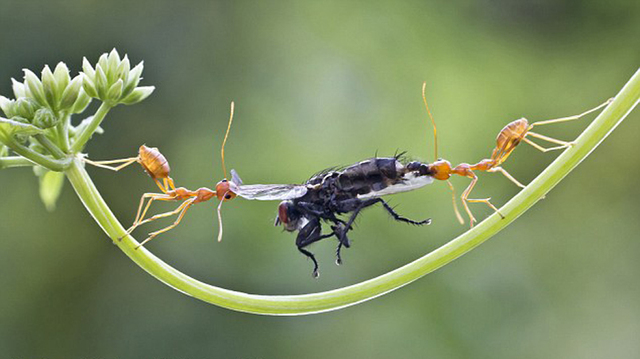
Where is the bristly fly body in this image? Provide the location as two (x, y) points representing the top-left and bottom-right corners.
(229, 155), (434, 277)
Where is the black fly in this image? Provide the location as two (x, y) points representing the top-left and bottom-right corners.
(229, 154), (434, 278)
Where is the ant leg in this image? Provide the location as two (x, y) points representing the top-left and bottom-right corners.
(165, 177), (176, 190)
(522, 137), (572, 153)
(489, 167), (526, 189)
(127, 193), (173, 235)
(529, 98), (613, 127)
(296, 218), (333, 278)
(460, 177), (478, 227)
(136, 198), (196, 249)
(528, 131), (574, 147)
(447, 180), (465, 224)
(462, 175), (504, 228)
(153, 178), (169, 193)
(83, 157), (138, 171)
(376, 199), (431, 226)
(127, 193), (182, 235)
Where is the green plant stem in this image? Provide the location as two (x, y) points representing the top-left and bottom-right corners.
(35, 134), (65, 159)
(70, 102), (113, 153)
(65, 68), (640, 316)
(0, 135), (70, 171)
(0, 156), (33, 169)
(57, 111), (71, 152)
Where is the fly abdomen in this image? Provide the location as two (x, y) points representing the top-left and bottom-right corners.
(336, 158), (402, 196)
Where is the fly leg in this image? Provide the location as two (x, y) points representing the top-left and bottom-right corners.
(296, 201), (349, 227)
(376, 199), (432, 225)
(333, 199), (376, 265)
(333, 223), (352, 266)
(296, 217), (333, 278)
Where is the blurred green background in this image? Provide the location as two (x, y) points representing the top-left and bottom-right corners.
(1, 0), (639, 357)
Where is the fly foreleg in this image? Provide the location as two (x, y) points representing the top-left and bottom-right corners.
(295, 217), (333, 278)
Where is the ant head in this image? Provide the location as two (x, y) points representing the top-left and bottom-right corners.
(215, 179), (237, 201)
(429, 159), (453, 181)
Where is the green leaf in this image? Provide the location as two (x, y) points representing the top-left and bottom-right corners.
(0, 117), (44, 136)
(39, 170), (65, 211)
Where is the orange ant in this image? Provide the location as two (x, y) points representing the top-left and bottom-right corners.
(421, 83), (612, 227)
(84, 102), (238, 247)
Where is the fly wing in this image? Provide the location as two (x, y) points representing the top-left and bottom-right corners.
(232, 183), (308, 200)
(229, 169), (307, 200)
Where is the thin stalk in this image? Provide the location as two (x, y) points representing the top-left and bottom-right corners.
(35, 134), (65, 159)
(70, 102), (113, 153)
(66, 68), (640, 316)
(57, 111), (71, 152)
(0, 156), (33, 169)
(0, 136), (69, 171)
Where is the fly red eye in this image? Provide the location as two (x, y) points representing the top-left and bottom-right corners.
(277, 202), (289, 225)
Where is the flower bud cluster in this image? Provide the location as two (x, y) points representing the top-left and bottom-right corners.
(0, 62), (91, 129)
(81, 48), (154, 105)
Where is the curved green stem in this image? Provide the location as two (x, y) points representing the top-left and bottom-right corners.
(65, 68), (640, 316)
(35, 134), (65, 159)
(70, 102), (113, 153)
(0, 137), (70, 171)
(0, 156), (33, 169)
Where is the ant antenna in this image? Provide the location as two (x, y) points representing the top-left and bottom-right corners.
(217, 193), (226, 242)
(422, 82), (438, 161)
(216, 101), (235, 242)
(220, 101), (235, 180)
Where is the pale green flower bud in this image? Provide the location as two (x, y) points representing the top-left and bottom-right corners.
(80, 50), (152, 105)
(41, 65), (59, 109)
(82, 57), (95, 79)
(82, 74), (98, 98)
(0, 144), (8, 157)
(53, 62), (71, 99)
(94, 66), (109, 100)
(71, 88), (92, 114)
(106, 79), (124, 102)
(12, 78), (27, 98)
(13, 97), (39, 120)
(0, 96), (15, 118)
(106, 48), (121, 82)
(116, 55), (130, 81)
(123, 61), (143, 97)
(23, 69), (47, 106)
(60, 75), (83, 110)
(33, 108), (58, 129)
(120, 86), (155, 105)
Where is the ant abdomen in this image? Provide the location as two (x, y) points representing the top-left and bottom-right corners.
(138, 145), (170, 180)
